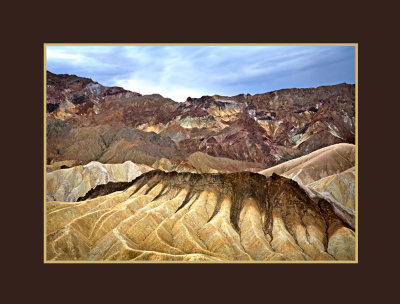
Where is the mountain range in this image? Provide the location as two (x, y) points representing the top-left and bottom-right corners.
(45, 71), (357, 262)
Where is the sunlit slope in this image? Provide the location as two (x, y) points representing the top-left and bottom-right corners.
(46, 171), (355, 262)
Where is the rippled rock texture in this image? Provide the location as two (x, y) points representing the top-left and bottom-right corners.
(46, 171), (355, 261)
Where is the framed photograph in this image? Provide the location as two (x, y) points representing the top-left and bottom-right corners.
(44, 44), (357, 263)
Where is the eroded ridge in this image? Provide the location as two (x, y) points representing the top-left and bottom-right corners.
(46, 171), (355, 261)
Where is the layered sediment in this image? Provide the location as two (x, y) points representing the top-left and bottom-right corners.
(46, 161), (153, 202)
(46, 72), (355, 169)
(259, 143), (356, 228)
(46, 171), (355, 261)
(45, 72), (357, 263)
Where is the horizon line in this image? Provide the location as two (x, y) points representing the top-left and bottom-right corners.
(46, 69), (355, 103)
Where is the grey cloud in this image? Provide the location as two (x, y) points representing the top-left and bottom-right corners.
(47, 45), (355, 102)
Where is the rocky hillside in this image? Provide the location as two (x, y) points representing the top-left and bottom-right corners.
(45, 72), (356, 262)
(46, 170), (355, 261)
(46, 71), (355, 170)
(47, 161), (153, 202)
(46, 71), (141, 114)
(260, 143), (356, 228)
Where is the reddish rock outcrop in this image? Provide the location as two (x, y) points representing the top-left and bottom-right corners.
(46, 72), (355, 169)
(47, 71), (141, 109)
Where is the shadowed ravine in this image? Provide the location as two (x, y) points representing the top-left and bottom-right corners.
(47, 170), (355, 261)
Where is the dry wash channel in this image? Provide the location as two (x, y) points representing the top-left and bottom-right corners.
(46, 170), (355, 261)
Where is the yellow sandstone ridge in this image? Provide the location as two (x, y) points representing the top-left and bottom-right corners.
(46, 171), (355, 262)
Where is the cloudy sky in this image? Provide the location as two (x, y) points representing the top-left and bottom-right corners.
(46, 45), (355, 102)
